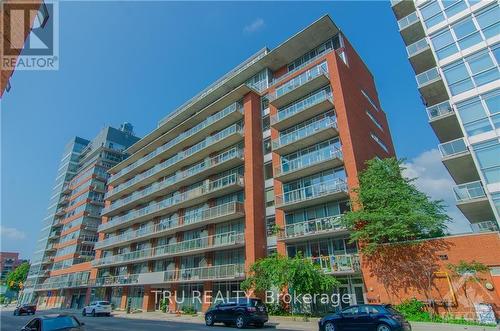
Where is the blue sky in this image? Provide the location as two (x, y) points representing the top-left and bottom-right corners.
(1, 1), (470, 259)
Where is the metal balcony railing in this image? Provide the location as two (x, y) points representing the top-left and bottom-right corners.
(164, 264), (245, 282)
(275, 178), (348, 208)
(102, 148), (243, 215)
(308, 254), (360, 274)
(109, 102), (243, 184)
(272, 117), (337, 150)
(92, 232), (244, 267)
(275, 147), (342, 177)
(406, 38), (430, 57)
(398, 11), (419, 30)
(280, 216), (344, 240)
(453, 181), (486, 202)
(96, 201), (244, 249)
(268, 63), (329, 102)
(106, 123), (243, 199)
(271, 88), (333, 125)
(99, 174), (244, 232)
(416, 67), (441, 87)
(427, 101), (453, 120)
(439, 138), (468, 158)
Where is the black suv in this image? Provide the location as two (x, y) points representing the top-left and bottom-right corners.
(205, 297), (268, 329)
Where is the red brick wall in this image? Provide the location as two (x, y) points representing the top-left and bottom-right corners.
(361, 232), (500, 318)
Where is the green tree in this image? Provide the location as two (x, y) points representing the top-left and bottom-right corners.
(6, 262), (30, 291)
(342, 157), (449, 254)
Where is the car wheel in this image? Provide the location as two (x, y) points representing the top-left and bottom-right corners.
(325, 321), (336, 331)
(377, 324), (392, 331)
(91, 309), (96, 317)
(205, 313), (214, 326)
(82, 309), (86, 316)
(235, 315), (246, 329)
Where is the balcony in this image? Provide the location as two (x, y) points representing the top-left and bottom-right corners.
(92, 232), (244, 268)
(391, 0), (416, 21)
(96, 202), (244, 249)
(276, 178), (348, 211)
(109, 102), (244, 186)
(275, 147), (343, 182)
(102, 148), (244, 217)
(439, 138), (479, 184)
(398, 11), (425, 45)
(454, 181), (495, 223)
(272, 117), (338, 155)
(164, 264), (245, 283)
(99, 174), (244, 233)
(106, 124), (243, 201)
(278, 216), (347, 243)
(48, 232), (60, 240)
(407, 38), (435, 73)
(427, 101), (462, 142)
(471, 220), (499, 233)
(308, 254), (360, 275)
(271, 88), (334, 130)
(268, 64), (330, 108)
(416, 68), (448, 106)
(35, 279), (90, 291)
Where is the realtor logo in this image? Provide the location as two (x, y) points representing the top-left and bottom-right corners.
(1, 1), (59, 70)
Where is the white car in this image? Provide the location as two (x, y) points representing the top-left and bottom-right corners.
(82, 301), (112, 317)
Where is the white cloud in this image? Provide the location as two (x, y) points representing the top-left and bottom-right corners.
(243, 18), (265, 34)
(403, 149), (472, 234)
(0, 225), (26, 240)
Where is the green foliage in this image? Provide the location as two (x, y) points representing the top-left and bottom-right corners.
(160, 298), (169, 313)
(448, 260), (489, 276)
(6, 262), (30, 291)
(341, 157), (449, 253)
(182, 305), (197, 315)
(241, 253), (339, 297)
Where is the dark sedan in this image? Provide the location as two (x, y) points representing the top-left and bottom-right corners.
(14, 304), (37, 316)
(21, 314), (85, 331)
(318, 304), (411, 331)
(205, 297), (268, 329)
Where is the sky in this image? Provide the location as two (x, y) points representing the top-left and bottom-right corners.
(0, 1), (471, 259)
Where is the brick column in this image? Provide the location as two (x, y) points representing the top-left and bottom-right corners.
(243, 92), (267, 270)
(142, 285), (156, 312)
(119, 287), (128, 310)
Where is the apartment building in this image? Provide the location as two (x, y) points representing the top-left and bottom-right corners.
(21, 124), (140, 307)
(0, 252), (27, 281)
(391, 0), (500, 231)
(90, 15), (395, 313)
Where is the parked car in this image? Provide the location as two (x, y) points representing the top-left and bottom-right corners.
(205, 297), (268, 329)
(81, 301), (111, 317)
(14, 304), (37, 315)
(318, 304), (412, 331)
(21, 314), (85, 331)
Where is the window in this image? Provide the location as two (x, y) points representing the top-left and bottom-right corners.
(264, 162), (273, 180)
(366, 110), (384, 131)
(473, 139), (500, 184)
(361, 89), (379, 111)
(421, 1), (445, 28)
(262, 114), (270, 131)
(456, 89), (500, 136)
(266, 216), (276, 236)
(265, 188), (274, 207)
(476, 4), (500, 39)
(370, 133), (389, 153)
(263, 138), (272, 155)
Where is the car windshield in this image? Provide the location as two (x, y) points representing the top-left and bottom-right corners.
(43, 316), (80, 330)
(98, 301), (110, 305)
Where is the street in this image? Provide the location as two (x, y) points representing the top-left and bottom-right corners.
(1, 309), (498, 331)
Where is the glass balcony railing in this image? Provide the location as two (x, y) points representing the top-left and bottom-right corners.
(280, 216), (344, 240)
(453, 181), (486, 202)
(102, 148), (243, 215)
(272, 117), (337, 150)
(308, 254), (360, 274)
(35, 278), (90, 291)
(406, 38), (430, 57)
(100, 173), (244, 232)
(416, 67), (441, 87)
(398, 11), (419, 30)
(92, 231), (243, 267)
(439, 138), (468, 158)
(427, 101), (453, 120)
(268, 63), (329, 101)
(471, 220), (499, 233)
(109, 102), (243, 184)
(275, 178), (348, 208)
(164, 264), (245, 282)
(94, 274), (140, 287)
(271, 87), (333, 125)
(275, 147), (342, 177)
(106, 123), (243, 199)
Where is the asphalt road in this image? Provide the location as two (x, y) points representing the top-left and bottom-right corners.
(0, 310), (294, 331)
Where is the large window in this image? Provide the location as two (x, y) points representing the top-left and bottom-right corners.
(443, 47), (500, 95)
(456, 89), (500, 136)
(421, 0), (471, 29)
(473, 139), (500, 184)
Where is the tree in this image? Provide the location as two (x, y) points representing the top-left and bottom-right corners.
(6, 262), (30, 291)
(342, 157), (449, 254)
(241, 254), (339, 313)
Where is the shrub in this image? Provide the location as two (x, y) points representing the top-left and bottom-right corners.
(182, 305), (197, 315)
(395, 298), (432, 321)
(160, 298), (169, 313)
